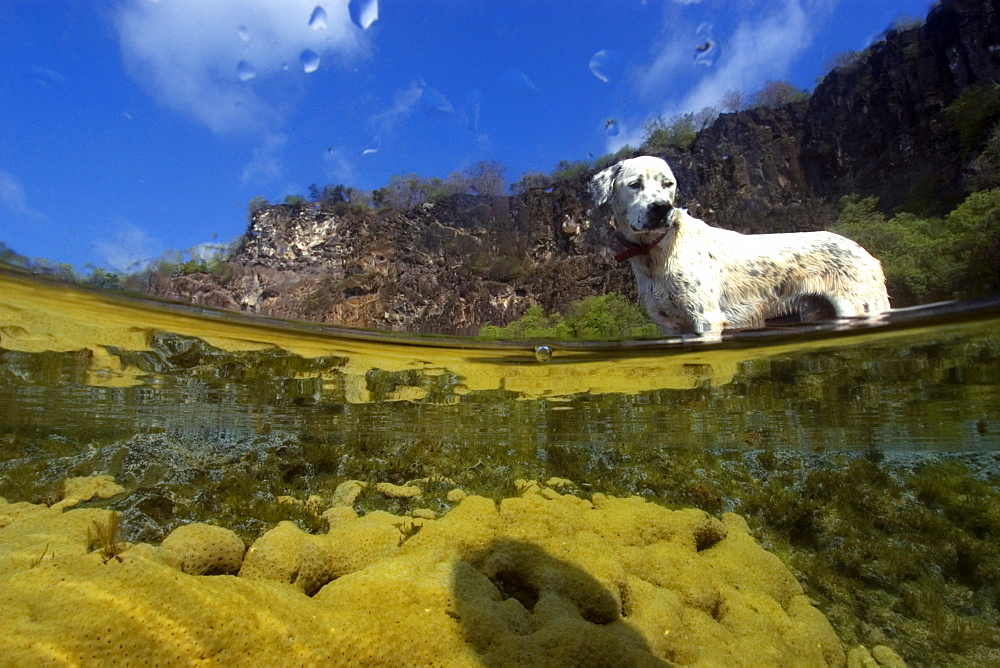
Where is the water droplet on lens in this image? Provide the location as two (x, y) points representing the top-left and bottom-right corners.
(694, 22), (718, 67)
(420, 86), (453, 116)
(605, 119), (619, 137)
(238, 25), (250, 43)
(464, 89), (482, 133)
(308, 5), (328, 30)
(588, 49), (623, 83)
(236, 60), (257, 81)
(349, 0), (379, 30)
(534, 345), (553, 363)
(694, 40), (718, 67)
(501, 69), (538, 97)
(300, 50), (321, 73)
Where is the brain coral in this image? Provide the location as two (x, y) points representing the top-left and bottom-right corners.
(0, 484), (876, 666)
(161, 523), (246, 575)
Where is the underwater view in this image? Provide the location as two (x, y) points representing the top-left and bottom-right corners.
(2, 267), (999, 665)
(5, 0), (1000, 665)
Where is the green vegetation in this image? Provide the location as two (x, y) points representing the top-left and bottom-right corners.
(478, 293), (659, 340)
(640, 112), (702, 152)
(551, 159), (592, 184)
(833, 189), (1000, 305)
(594, 145), (637, 171)
(749, 79), (809, 109)
(282, 195), (309, 208)
(945, 83), (1000, 154)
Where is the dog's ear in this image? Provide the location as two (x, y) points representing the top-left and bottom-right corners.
(589, 165), (619, 208)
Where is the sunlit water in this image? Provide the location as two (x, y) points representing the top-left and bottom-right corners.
(2, 266), (999, 663)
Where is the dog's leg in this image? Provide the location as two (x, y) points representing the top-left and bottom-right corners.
(826, 296), (862, 318)
(690, 309), (725, 340)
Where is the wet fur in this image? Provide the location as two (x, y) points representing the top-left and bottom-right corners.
(590, 156), (890, 337)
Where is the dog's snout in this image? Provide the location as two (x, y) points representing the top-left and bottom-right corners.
(645, 201), (674, 228)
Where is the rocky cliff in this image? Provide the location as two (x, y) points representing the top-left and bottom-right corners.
(149, 0), (1000, 334)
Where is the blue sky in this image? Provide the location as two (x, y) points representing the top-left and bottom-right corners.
(1, 0), (934, 272)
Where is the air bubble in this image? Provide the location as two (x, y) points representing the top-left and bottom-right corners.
(300, 50), (321, 73)
(308, 6), (328, 30)
(236, 60), (257, 81)
(349, 0), (379, 30)
(238, 26), (250, 43)
(534, 345), (553, 363)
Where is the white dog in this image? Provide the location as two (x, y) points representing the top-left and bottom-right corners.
(590, 156), (890, 337)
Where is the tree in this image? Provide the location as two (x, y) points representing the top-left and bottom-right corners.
(511, 171), (552, 194)
(751, 80), (808, 109)
(720, 90), (745, 114)
(693, 106), (719, 130)
(820, 50), (863, 78)
(641, 113), (697, 152)
(309, 183), (350, 204)
(466, 160), (507, 196)
(247, 196), (269, 221)
(376, 174), (429, 210)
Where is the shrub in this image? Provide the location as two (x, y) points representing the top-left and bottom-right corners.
(750, 80), (809, 109)
(511, 171), (553, 194)
(944, 83), (1000, 154)
(478, 304), (571, 340)
(478, 293), (658, 340)
(563, 293), (660, 339)
(833, 190), (1000, 305)
(944, 187), (1000, 298)
(594, 145), (637, 171)
(552, 160), (592, 184)
(283, 195), (308, 208)
(641, 114), (697, 152)
(833, 195), (951, 304)
(966, 122), (1000, 192)
(247, 196), (269, 221)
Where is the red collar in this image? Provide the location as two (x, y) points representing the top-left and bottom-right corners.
(614, 230), (669, 263)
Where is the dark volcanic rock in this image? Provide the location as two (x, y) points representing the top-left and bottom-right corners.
(149, 0), (1000, 334)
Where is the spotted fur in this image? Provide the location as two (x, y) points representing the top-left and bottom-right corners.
(590, 156), (890, 337)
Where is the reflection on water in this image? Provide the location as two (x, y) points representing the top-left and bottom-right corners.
(1, 267), (1000, 664)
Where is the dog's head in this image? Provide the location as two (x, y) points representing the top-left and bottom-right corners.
(590, 156), (678, 240)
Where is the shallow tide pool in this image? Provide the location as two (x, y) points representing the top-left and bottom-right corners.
(2, 267), (999, 665)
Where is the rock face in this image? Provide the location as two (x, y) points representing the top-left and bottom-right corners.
(148, 0), (1000, 334)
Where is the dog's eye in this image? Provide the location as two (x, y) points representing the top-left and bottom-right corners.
(663, 181), (674, 188)
(628, 181), (641, 189)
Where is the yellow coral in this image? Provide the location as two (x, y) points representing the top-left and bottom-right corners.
(161, 523), (246, 576)
(0, 486), (864, 666)
(374, 482), (422, 498)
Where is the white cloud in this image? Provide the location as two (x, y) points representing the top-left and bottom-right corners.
(114, 0), (365, 133)
(619, 0), (835, 148)
(365, 81), (424, 150)
(241, 133), (288, 184)
(0, 170), (46, 221)
(91, 221), (163, 273)
(322, 146), (358, 185)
